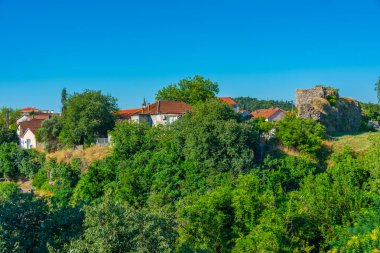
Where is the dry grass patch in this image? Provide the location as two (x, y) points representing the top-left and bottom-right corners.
(47, 145), (111, 171)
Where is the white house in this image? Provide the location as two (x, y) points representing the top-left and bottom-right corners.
(250, 107), (287, 122)
(125, 101), (192, 127)
(17, 119), (44, 149)
(16, 112), (56, 125)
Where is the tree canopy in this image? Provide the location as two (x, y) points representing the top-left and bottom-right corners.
(155, 75), (219, 105)
(0, 107), (21, 130)
(234, 96), (294, 111)
(59, 90), (118, 146)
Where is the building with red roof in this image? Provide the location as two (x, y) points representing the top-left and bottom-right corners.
(127, 101), (192, 126)
(218, 97), (239, 112)
(117, 108), (143, 120)
(17, 119), (45, 149)
(250, 107), (287, 122)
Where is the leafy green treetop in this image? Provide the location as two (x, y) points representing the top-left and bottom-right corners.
(0, 107), (21, 130)
(59, 90), (118, 146)
(156, 75), (219, 105)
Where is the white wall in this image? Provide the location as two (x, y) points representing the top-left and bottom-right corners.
(268, 111), (286, 122)
(20, 129), (37, 149)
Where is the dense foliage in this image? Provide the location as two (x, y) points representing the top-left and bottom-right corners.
(234, 96), (294, 111)
(59, 90), (118, 146)
(0, 142), (44, 179)
(1, 97), (380, 252)
(276, 114), (327, 155)
(361, 102), (380, 121)
(0, 107), (21, 130)
(156, 75), (219, 105)
(0, 125), (18, 145)
(37, 116), (63, 152)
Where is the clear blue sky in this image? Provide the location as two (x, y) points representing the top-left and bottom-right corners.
(1, 0), (379, 112)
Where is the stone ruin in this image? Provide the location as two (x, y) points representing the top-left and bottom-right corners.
(296, 86), (362, 132)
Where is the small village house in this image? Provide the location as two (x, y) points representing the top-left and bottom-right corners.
(250, 107), (287, 122)
(17, 119), (44, 149)
(16, 107), (57, 149)
(119, 101), (192, 127)
(218, 97), (239, 113)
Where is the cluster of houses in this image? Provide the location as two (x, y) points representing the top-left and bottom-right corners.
(15, 98), (287, 149)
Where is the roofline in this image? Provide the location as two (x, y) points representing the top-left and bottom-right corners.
(20, 128), (36, 138)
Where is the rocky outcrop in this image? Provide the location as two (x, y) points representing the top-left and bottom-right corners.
(296, 86), (362, 132)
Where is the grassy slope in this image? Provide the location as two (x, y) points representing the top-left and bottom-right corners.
(327, 131), (380, 153)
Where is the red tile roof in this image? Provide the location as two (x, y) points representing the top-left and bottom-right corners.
(20, 107), (39, 113)
(218, 97), (237, 105)
(117, 108), (143, 119)
(18, 119), (44, 136)
(250, 107), (286, 119)
(138, 101), (192, 115)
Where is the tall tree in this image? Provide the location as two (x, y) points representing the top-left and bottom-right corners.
(156, 75), (219, 105)
(59, 90), (118, 146)
(376, 77), (380, 104)
(0, 107), (21, 130)
(61, 88), (68, 113)
(37, 116), (63, 152)
(0, 125), (18, 145)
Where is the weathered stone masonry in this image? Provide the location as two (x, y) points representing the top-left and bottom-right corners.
(296, 86), (362, 132)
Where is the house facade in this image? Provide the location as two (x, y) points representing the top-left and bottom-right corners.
(250, 107), (287, 122)
(17, 119), (44, 149)
(121, 101), (192, 127)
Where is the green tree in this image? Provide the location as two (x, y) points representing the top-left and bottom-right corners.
(67, 197), (176, 253)
(0, 143), (43, 179)
(37, 116), (63, 152)
(235, 97), (294, 111)
(110, 121), (161, 159)
(0, 125), (18, 145)
(328, 208), (380, 253)
(174, 99), (258, 174)
(59, 90), (118, 146)
(276, 114), (326, 155)
(156, 75), (219, 105)
(178, 186), (234, 252)
(376, 77), (380, 104)
(71, 158), (117, 205)
(0, 190), (48, 252)
(61, 87), (68, 113)
(0, 107), (21, 130)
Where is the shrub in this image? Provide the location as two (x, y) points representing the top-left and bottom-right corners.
(276, 115), (326, 155)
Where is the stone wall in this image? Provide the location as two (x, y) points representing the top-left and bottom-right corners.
(296, 86), (361, 132)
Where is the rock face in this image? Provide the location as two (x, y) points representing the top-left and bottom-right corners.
(296, 86), (362, 132)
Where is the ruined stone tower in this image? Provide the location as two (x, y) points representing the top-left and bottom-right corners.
(296, 86), (362, 132)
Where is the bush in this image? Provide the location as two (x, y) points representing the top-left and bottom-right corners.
(0, 126), (18, 145)
(276, 115), (326, 155)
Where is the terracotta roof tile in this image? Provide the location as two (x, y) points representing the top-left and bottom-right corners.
(218, 97), (237, 105)
(139, 101), (192, 115)
(19, 119), (44, 136)
(250, 107), (286, 119)
(20, 107), (39, 112)
(117, 108), (143, 119)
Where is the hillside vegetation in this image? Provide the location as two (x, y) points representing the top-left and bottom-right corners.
(2, 100), (380, 252)
(328, 131), (380, 153)
(1, 80), (380, 253)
